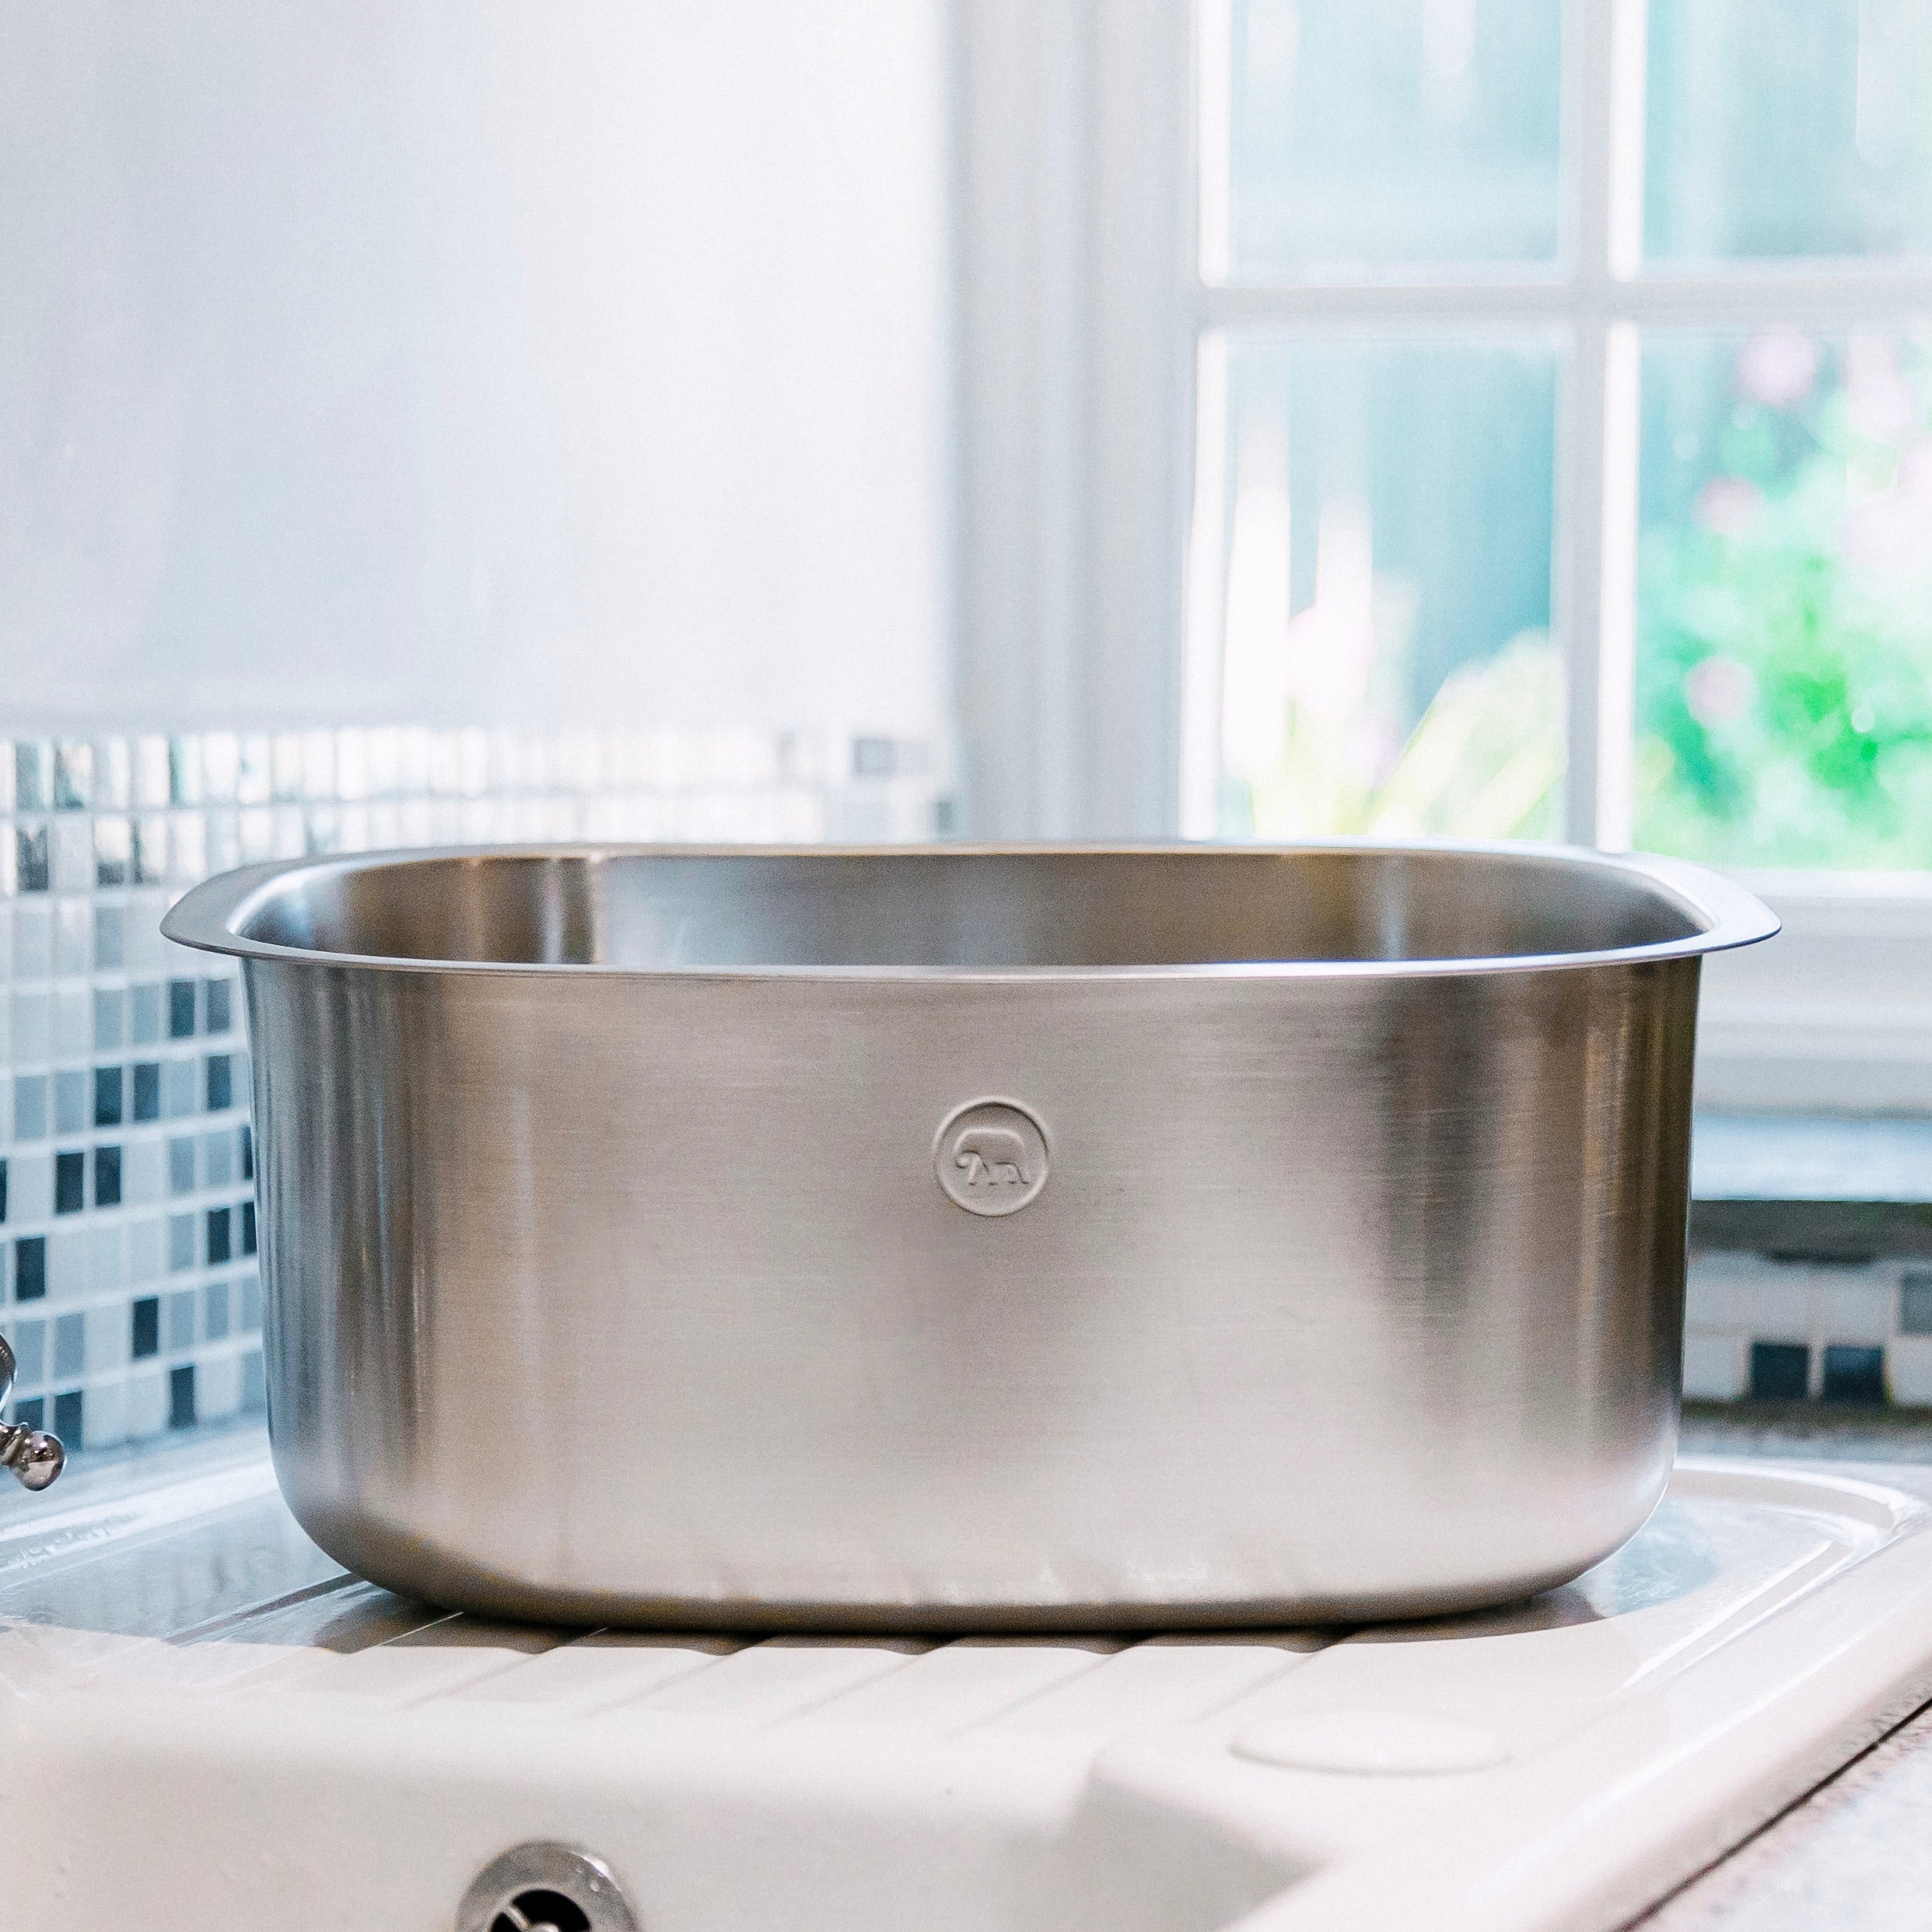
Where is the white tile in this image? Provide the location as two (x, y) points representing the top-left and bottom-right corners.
(1731, 1263), (1811, 1338)
(240, 809), (275, 862)
(236, 736), (272, 807)
(1685, 1267), (1762, 1328)
(89, 1224), (127, 1291)
(127, 1216), (163, 1283)
(133, 737), (170, 810)
(1810, 1269), (1896, 1345)
(54, 898), (89, 975)
(1889, 1337), (1932, 1409)
(54, 985), (89, 1057)
(9, 1151), (51, 1220)
(86, 1303), (128, 1372)
(124, 1367), (167, 1440)
(1682, 1332), (1747, 1402)
(81, 1376), (127, 1451)
(201, 733), (240, 803)
(47, 1229), (88, 1298)
(51, 818), (92, 894)
(11, 901), (51, 979)
(198, 1351), (241, 1423)
(10, 989), (49, 1062)
(124, 1139), (164, 1206)
(125, 896), (166, 973)
(169, 813), (206, 884)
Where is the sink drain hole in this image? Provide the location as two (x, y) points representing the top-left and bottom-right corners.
(491, 1891), (593, 1932)
(459, 1841), (639, 1932)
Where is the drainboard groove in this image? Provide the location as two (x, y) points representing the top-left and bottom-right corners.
(167, 1573), (362, 1647)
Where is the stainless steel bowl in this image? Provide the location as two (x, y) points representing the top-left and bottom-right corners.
(165, 843), (1776, 1629)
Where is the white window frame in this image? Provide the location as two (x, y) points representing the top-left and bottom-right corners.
(950, 0), (1932, 1113)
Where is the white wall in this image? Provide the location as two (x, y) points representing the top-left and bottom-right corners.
(0, 1), (951, 740)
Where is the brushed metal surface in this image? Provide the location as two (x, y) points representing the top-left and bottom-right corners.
(164, 843), (1777, 1629)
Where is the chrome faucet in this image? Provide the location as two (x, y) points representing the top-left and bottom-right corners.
(0, 1335), (64, 1492)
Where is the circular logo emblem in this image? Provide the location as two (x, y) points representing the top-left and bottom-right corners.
(934, 1099), (1050, 1217)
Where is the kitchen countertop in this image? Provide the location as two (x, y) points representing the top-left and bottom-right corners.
(1638, 1406), (1932, 1930)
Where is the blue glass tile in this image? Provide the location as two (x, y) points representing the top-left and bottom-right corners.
(168, 1365), (195, 1430)
(13, 992), (50, 1062)
(53, 1389), (82, 1443)
(15, 1238), (46, 1302)
(93, 989), (125, 1051)
(130, 984), (163, 1045)
(14, 745), (47, 814)
(130, 1297), (159, 1360)
(168, 1216), (196, 1271)
(54, 1151), (83, 1215)
(94, 819), (130, 888)
(168, 739), (200, 808)
(12, 1397), (42, 1433)
(852, 736), (898, 779)
(205, 979), (233, 1034)
(240, 1275), (262, 1332)
(206, 1207), (232, 1265)
(12, 1076), (46, 1142)
(205, 1054), (233, 1111)
(168, 980), (198, 1038)
(16, 827), (48, 894)
(93, 906), (124, 971)
(132, 1062), (161, 1122)
(5, 1319), (43, 1383)
(54, 1070), (86, 1136)
(53, 744), (91, 810)
(205, 1279), (229, 1339)
(240, 1125), (254, 1181)
(1904, 1272), (1932, 1337)
(240, 1200), (257, 1255)
(204, 1132), (233, 1187)
(52, 1312), (84, 1379)
(165, 1290), (195, 1350)
(0, 1158), (7, 1224)
(94, 1146), (121, 1209)
(167, 1138), (196, 1195)
(242, 1351), (265, 1412)
(131, 820), (165, 886)
(1822, 1343), (1887, 1405)
(1748, 1342), (1809, 1401)
(163, 1060), (198, 1118)
(94, 1066), (123, 1127)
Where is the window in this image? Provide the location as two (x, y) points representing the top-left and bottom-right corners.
(1188, 0), (1932, 857)
(952, 0), (1932, 1109)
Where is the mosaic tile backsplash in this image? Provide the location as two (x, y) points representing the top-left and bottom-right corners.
(1684, 1253), (1932, 1409)
(0, 726), (939, 1456)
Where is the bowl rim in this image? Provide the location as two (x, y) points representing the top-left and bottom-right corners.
(159, 838), (1781, 982)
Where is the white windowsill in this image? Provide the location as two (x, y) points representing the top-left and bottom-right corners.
(1696, 873), (1932, 1116)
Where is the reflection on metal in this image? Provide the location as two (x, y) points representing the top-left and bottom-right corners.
(0, 1335), (63, 1493)
(456, 1843), (639, 1932)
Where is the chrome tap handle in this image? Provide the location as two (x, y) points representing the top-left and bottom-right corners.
(0, 1335), (64, 1493)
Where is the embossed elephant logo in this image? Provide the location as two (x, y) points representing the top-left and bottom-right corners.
(953, 1125), (1032, 1189)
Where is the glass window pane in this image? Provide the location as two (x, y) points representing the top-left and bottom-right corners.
(1646, 0), (1932, 261)
(1214, 0), (1564, 281)
(1206, 335), (1560, 838)
(1635, 327), (1932, 866)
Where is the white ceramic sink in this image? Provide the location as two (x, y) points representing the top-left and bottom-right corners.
(6, 1435), (1932, 1931)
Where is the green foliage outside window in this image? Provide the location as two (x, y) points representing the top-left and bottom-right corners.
(1636, 331), (1932, 869)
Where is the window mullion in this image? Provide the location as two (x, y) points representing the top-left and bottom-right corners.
(1559, 0), (1647, 848)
